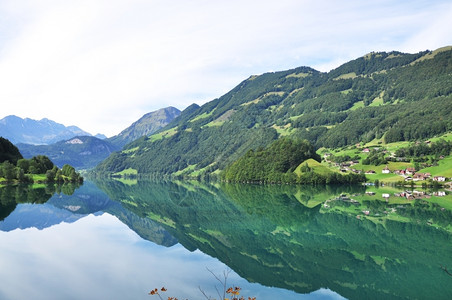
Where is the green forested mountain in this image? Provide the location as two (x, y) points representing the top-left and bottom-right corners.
(96, 46), (452, 177)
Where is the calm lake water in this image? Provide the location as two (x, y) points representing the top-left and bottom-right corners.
(0, 180), (451, 300)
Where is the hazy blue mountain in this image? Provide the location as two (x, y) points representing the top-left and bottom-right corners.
(107, 106), (181, 148)
(0, 203), (87, 231)
(0, 115), (92, 145)
(17, 136), (120, 170)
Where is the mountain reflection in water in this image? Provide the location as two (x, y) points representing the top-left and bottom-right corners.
(1, 180), (451, 300)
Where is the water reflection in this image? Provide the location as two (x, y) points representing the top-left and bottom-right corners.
(0, 183), (80, 222)
(0, 181), (341, 300)
(96, 180), (452, 300)
(1, 180), (451, 300)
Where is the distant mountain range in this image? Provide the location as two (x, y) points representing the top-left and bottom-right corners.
(13, 107), (181, 169)
(0, 115), (92, 145)
(17, 136), (120, 169)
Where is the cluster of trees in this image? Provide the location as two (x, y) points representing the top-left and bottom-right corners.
(0, 137), (82, 184)
(395, 139), (452, 158)
(0, 156), (83, 183)
(362, 149), (387, 166)
(330, 154), (361, 164)
(222, 138), (320, 184)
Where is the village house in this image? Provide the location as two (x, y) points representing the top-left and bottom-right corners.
(413, 173), (429, 181)
(362, 148), (370, 153)
(382, 193), (390, 198)
(433, 191), (446, 196)
(394, 169), (405, 175)
(433, 176), (446, 182)
(365, 170), (376, 174)
(412, 190), (426, 198)
(323, 153), (332, 158)
(405, 167), (416, 175)
(382, 166), (390, 174)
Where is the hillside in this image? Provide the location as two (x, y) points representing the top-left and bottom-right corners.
(0, 137), (23, 165)
(107, 107), (181, 148)
(95, 47), (452, 178)
(18, 136), (119, 170)
(0, 115), (92, 145)
(223, 138), (321, 183)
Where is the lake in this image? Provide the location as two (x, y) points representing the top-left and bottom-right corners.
(0, 180), (451, 300)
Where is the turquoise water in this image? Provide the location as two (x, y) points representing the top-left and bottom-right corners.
(0, 180), (451, 299)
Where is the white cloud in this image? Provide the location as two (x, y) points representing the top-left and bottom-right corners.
(0, 0), (451, 136)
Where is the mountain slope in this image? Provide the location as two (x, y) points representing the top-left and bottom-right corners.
(0, 137), (23, 165)
(96, 47), (452, 177)
(0, 115), (92, 145)
(107, 106), (181, 148)
(18, 136), (119, 170)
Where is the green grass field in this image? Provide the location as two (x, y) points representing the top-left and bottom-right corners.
(294, 158), (338, 176)
(349, 101), (364, 111)
(419, 156), (452, 177)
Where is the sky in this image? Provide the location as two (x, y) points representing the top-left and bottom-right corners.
(0, 0), (451, 137)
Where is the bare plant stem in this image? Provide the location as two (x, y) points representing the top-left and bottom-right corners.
(440, 265), (452, 277)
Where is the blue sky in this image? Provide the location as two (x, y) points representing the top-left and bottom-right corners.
(0, 0), (451, 137)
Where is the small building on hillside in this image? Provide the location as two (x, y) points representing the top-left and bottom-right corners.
(405, 167), (416, 175)
(413, 173), (428, 181)
(382, 166), (390, 174)
(434, 176), (446, 182)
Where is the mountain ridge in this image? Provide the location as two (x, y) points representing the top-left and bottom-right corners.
(0, 115), (92, 145)
(107, 106), (181, 148)
(95, 47), (452, 177)
(9, 107), (181, 169)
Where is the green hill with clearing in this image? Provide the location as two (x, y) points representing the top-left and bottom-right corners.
(294, 158), (337, 176)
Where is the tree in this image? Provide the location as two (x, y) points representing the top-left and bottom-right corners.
(46, 169), (56, 183)
(31, 155), (54, 173)
(2, 161), (15, 181)
(16, 159), (30, 173)
(16, 168), (26, 182)
(62, 164), (75, 177)
(55, 169), (63, 182)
